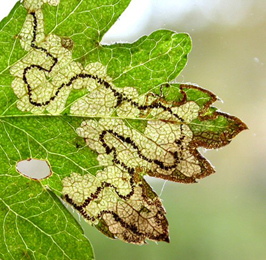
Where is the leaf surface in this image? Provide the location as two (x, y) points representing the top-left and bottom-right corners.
(0, 0), (247, 257)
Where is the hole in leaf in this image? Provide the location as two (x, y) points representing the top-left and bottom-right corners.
(16, 159), (52, 180)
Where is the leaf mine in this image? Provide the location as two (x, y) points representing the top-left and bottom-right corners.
(1, 0), (247, 248)
(63, 172), (169, 244)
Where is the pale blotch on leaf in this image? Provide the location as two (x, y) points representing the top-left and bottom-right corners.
(63, 171), (169, 244)
(19, 10), (45, 51)
(11, 7), (114, 115)
(11, 33), (83, 114)
(77, 118), (201, 179)
(62, 116), (201, 243)
(17, 159), (52, 180)
(23, 0), (60, 12)
(10, 7), (85, 115)
(8, 0), (248, 246)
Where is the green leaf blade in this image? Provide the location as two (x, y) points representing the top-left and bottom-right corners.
(0, 2), (27, 73)
(43, 0), (131, 59)
(0, 0), (247, 255)
(0, 175), (94, 260)
(95, 30), (192, 93)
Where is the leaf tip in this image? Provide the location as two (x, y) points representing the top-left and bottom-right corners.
(163, 236), (170, 243)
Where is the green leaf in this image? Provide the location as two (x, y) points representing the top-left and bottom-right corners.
(87, 30), (192, 93)
(0, 0), (247, 258)
(0, 175), (94, 259)
(0, 117), (95, 259)
(43, 0), (131, 59)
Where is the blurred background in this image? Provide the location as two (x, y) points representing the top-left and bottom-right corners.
(2, 0), (266, 259)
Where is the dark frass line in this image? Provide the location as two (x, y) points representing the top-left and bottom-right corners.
(24, 12), (185, 123)
(24, 12), (184, 242)
(64, 125), (184, 241)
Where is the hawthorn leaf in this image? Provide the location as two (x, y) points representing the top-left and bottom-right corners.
(0, 0), (247, 257)
(0, 173), (94, 260)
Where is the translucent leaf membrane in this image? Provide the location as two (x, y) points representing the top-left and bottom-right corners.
(0, 0), (246, 254)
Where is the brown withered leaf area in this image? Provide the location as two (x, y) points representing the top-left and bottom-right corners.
(5, 0), (247, 246)
(62, 83), (247, 244)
